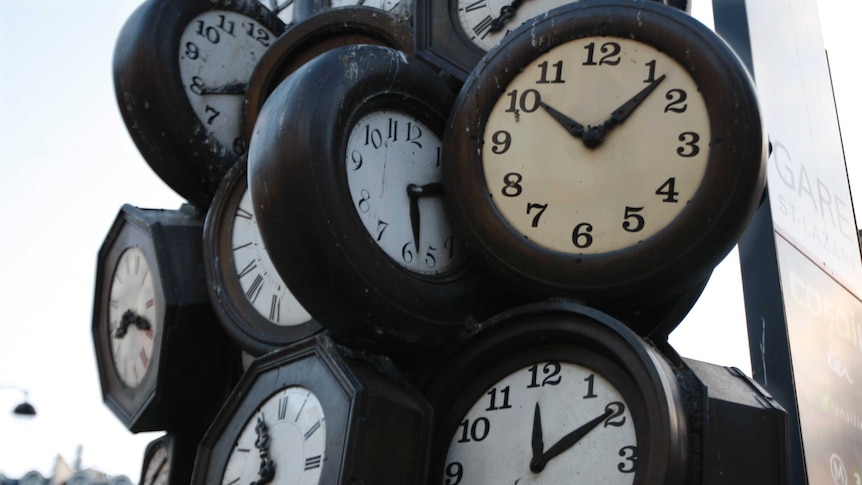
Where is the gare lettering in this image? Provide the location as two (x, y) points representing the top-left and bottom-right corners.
(772, 141), (854, 241)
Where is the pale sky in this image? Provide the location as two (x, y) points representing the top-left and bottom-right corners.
(0, 0), (858, 480)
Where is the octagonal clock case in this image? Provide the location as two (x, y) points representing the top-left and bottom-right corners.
(113, 0), (286, 209)
(248, 44), (497, 353)
(191, 334), (433, 484)
(442, 0), (767, 314)
(92, 204), (240, 432)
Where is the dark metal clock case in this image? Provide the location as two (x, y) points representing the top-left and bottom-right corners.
(248, 44), (497, 354)
(241, 6), (415, 144)
(423, 301), (691, 484)
(414, 0), (692, 82)
(203, 158), (323, 355)
(92, 204), (241, 432)
(191, 334), (433, 484)
(442, 0), (767, 315)
(113, 0), (285, 210)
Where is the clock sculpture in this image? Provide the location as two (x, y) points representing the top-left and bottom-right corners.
(248, 44), (492, 353)
(92, 204), (240, 432)
(443, 0), (767, 325)
(113, 0), (285, 209)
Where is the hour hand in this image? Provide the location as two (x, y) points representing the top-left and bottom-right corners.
(198, 82), (248, 95)
(531, 403), (544, 462)
(538, 101), (586, 141)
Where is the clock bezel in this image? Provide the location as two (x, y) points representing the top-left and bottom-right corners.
(203, 158), (323, 355)
(424, 301), (690, 484)
(241, 6), (415, 144)
(443, 0), (766, 307)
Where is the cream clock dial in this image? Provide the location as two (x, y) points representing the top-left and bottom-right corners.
(232, 188), (312, 325)
(483, 36), (709, 254)
(222, 387), (325, 485)
(109, 246), (157, 388)
(178, 10), (277, 156)
(443, 362), (637, 484)
(345, 110), (467, 276)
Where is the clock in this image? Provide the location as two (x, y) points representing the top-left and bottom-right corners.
(248, 44), (491, 352)
(241, 6), (414, 144)
(92, 204), (240, 432)
(113, 0), (285, 209)
(191, 334), (433, 484)
(415, 0), (690, 81)
(294, 0), (412, 22)
(140, 432), (201, 485)
(423, 301), (690, 484)
(203, 157), (322, 356)
(443, 0), (766, 313)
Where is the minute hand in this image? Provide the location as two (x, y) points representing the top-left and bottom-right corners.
(530, 406), (614, 472)
(599, 74), (666, 133)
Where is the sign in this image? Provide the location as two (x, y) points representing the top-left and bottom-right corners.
(777, 236), (862, 484)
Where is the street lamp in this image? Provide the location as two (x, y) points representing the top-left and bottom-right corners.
(1, 386), (37, 417)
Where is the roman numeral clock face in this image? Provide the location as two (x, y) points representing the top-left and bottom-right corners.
(231, 188), (312, 326)
(222, 387), (326, 485)
(108, 247), (157, 388)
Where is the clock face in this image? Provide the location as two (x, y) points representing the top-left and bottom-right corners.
(345, 110), (468, 276)
(231, 188), (313, 325)
(442, 361), (637, 484)
(221, 386), (326, 485)
(178, 10), (277, 156)
(142, 446), (170, 485)
(456, 0), (573, 52)
(483, 35), (709, 255)
(108, 247), (157, 388)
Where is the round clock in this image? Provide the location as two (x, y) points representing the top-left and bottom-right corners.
(424, 301), (690, 484)
(443, 0), (766, 311)
(248, 44), (489, 352)
(240, 6), (414, 144)
(204, 158), (322, 356)
(191, 334), (433, 484)
(92, 204), (241, 432)
(140, 432), (201, 485)
(113, 0), (285, 209)
(415, 0), (689, 81)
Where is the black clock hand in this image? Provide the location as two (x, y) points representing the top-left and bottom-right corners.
(531, 403), (544, 463)
(489, 0), (529, 33)
(251, 415), (276, 485)
(150, 457), (168, 482)
(530, 405), (614, 472)
(407, 183), (444, 252)
(588, 74), (666, 146)
(199, 82), (248, 95)
(115, 310), (152, 338)
(538, 101), (586, 141)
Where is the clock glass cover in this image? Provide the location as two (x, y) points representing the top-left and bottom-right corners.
(109, 246), (157, 388)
